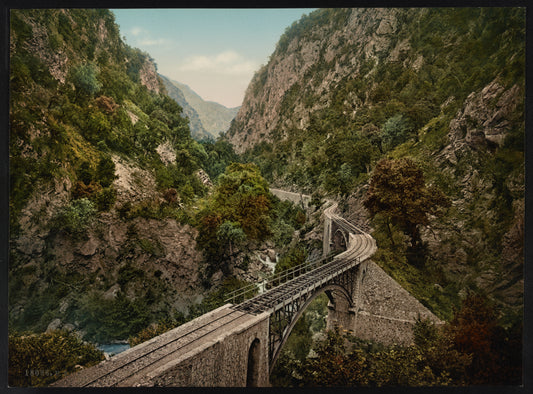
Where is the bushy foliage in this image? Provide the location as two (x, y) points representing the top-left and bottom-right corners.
(72, 156), (117, 211)
(200, 138), (240, 181)
(51, 198), (96, 237)
(69, 62), (102, 97)
(8, 330), (104, 387)
(94, 187), (117, 211)
(95, 155), (117, 187)
(9, 8), (201, 231)
(237, 7), (524, 201)
(75, 291), (151, 343)
(269, 198), (306, 247)
(364, 158), (450, 251)
(129, 277), (253, 347)
(381, 114), (415, 151)
(196, 163), (274, 275)
(272, 293), (522, 387)
(213, 163), (273, 239)
(446, 294), (522, 384)
(274, 246), (308, 276)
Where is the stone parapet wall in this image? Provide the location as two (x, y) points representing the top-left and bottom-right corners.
(356, 260), (442, 324)
(53, 305), (271, 387)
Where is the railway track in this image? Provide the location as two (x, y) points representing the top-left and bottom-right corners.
(53, 192), (376, 387)
(53, 306), (255, 387)
(232, 200), (376, 315)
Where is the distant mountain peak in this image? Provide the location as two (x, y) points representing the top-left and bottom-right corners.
(160, 75), (240, 140)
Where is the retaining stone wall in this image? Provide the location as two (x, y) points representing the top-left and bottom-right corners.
(327, 260), (443, 346)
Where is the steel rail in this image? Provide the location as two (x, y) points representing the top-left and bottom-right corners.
(224, 198), (371, 306)
(108, 311), (255, 387)
(233, 251), (361, 315)
(234, 229), (375, 316)
(77, 307), (245, 387)
(223, 252), (336, 304)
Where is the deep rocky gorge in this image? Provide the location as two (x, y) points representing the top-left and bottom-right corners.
(226, 8), (524, 314)
(8, 7), (524, 368)
(8, 9), (280, 342)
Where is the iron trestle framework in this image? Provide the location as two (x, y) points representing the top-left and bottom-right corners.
(230, 210), (376, 374)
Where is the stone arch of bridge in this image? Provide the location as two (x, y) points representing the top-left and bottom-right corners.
(332, 227), (348, 253)
(246, 337), (261, 387)
(269, 282), (354, 374)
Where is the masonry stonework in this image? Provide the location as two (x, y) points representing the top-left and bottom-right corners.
(53, 189), (444, 387)
(151, 307), (270, 387)
(327, 260), (444, 345)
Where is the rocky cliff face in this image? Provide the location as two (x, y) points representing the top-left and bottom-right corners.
(159, 74), (210, 140)
(226, 8), (525, 313)
(9, 9), (211, 341)
(139, 57), (162, 94)
(227, 8), (524, 155)
(9, 144), (206, 337)
(427, 78), (524, 310)
(440, 80), (523, 163)
(227, 8), (410, 153)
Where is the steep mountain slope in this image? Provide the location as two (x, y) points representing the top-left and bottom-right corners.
(9, 9), (211, 342)
(226, 8), (525, 315)
(164, 77), (240, 138)
(159, 74), (210, 140)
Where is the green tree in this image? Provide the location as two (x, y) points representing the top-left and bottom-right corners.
(96, 155), (117, 188)
(76, 290), (151, 343)
(381, 114), (415, 151)
(446, 294), (517, 384)
(363, 158), (450, 250)
(84, 108), (110, 143)
(77, 160), (94, 185)
(337, 162), (353, 196)
(51, 198), (96, 237)
(216, 221), (246, 270)
(274, 246), (308, 277)
(196, 163), (274, 275)
(195, 211), (225, 275)
(213, 163), (273, 240)
(201, 139), (240, 180)
(95, 187), (117, 211)
(290, 323), (471, 387)
(70, 62), (102, 97)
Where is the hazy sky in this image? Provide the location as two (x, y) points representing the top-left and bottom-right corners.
(112, 9), (315, 108)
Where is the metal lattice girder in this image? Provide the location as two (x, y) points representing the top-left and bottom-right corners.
(231, 212), (376, 373)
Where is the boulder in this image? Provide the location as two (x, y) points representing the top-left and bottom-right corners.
(46, 318), (62, 333)
(78, 235), (98, 256)
(266, 249), (277, 262)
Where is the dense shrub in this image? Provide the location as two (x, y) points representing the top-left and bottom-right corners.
(51, 198), (96, 237)
(94, 187), (117, 211)
(8, 330), (104, 387)
(70, 62), (102, 97)
(95, 155), (117, 187)
(75, 291), (151, 343)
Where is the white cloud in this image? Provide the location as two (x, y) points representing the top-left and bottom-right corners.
(130, 26), (146, 36)
(179, 50), (258, 76)
(139, 38), (171, 47)
(127, 27), (171, 47)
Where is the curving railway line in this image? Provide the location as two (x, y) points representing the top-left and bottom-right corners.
(53, 192), (376, 387)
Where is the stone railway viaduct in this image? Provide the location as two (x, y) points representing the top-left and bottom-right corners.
(53, 189), (442, 387)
